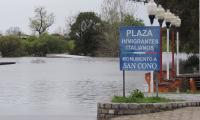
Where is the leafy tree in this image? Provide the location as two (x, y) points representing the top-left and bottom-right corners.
(29, 7), (55, 35)
(69, 12), (104, 56)
(131, 0), (199, 53)
(154, 0), (199, 53)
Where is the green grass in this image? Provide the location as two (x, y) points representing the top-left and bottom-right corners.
(111, 89), (174, 103)
(111, 96), (173, 103)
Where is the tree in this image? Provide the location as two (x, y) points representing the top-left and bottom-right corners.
(154, 0), (199, 53)
(101, 0), (137, 23)
(98, 15), (144, 57)
(69, 12), (104, 56)
(29, 7), (55, 35)
(99, 0), (143, 57)
(65, 15), (77, 37)
(132, 0), (199, 53)
(101, 0), (126, 23)
(122, 15), (144, 26)
(6, 26), (21, 36)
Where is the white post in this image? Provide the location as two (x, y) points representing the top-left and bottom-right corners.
(167, 28), (170, 80)
(176, 31), (180, 75)
(150, 71), (154, 93)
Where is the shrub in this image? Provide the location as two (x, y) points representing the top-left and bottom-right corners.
(0, 36), (26, 57)
(39, 34), (67, 54)
(65, 40), (75, 54)
(0, 34), (72, 57)
(129, 89), (145, 99)
(24, 34), (68, 56)
(180, 54), (199, 73)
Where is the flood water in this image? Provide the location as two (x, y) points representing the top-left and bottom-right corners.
(0, 57), (145, 120)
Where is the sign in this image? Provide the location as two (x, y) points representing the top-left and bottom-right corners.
(120, 26), (160, 71)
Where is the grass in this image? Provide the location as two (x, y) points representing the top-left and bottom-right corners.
(112, 89), (174, 103)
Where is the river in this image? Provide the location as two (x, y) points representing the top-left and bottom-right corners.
(0, 57), (145, 120)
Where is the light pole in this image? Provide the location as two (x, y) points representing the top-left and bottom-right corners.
(156, 5), (165, 81)
(146, 0), (157, 25)
(174, 16), (181, 76)
(146, 0), (161, 97)
(164, 9), (173, 80)
(146, 0), (157, 95)
(170, 14), (177, 79)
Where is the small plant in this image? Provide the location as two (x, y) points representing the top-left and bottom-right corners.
(129, 89), (145, 99)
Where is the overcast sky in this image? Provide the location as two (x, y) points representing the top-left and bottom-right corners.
(0, 0), (153, 34)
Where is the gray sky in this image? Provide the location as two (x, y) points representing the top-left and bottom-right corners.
(0, 0), (153, 34)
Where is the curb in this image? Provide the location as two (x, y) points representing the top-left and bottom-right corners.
(97, 101), (200, 120)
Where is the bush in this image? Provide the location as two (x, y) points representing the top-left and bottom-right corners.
(24, 34), (69, 56)
(65, 40), (75, 54)
(129, 89), (145, 99)
(0, 36), (26, 57)
(0, 34), (74, 57)
(180, 55), (199, 73)
(39, 34), (67, 54)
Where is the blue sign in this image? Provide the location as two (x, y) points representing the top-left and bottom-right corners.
(120, 26), (160, 71)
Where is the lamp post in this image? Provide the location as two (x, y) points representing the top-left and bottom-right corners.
(146, 0), (157, 25)
(164, 9), (173, 80)
(174, 16), (181, 76)
(170, 14), (177, 79)
(147, 0), (162, 97)
(146, 0), (157, 95)
(156, 5), (165, 81)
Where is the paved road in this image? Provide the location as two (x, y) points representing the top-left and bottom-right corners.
(112, 107), (200, 120)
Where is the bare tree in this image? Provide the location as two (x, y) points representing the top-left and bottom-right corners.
(98, 0), (139, 57)
(64, 15), (77, 37)
(6, 26), (21, 36)
(101, 0), (137, 23)
(29, 7), (55, 35)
